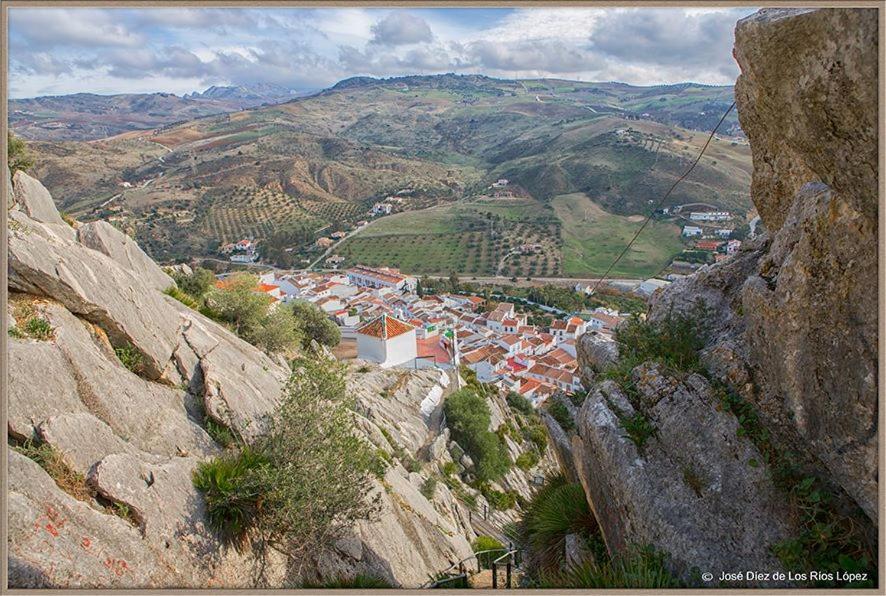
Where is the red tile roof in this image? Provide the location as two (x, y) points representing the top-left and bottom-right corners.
(356, 314), (415, 340)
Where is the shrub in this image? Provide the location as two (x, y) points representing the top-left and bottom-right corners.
(193, 356), (378, 570)
(114, 343), (144, 374)
(481, 485), (516, 511)
(14, 440), (93, 502)
(171, 267), (216, 299)
(546, 399), (574, 432)
(289, 300), (341, 348)
(613, 311), (706, 376)
(506, 391), (533, 415)
(443, 388), (511, 482)
(163, 286), (200, 310)
(248, 356), (378, 564)
(545, 546), (681, 589)
(515, 451), (540, 471)
(472, 535), (506, 568)
(523, 423), (548, 453)
(518, 474), (600, 576)
(192, 446), (268, 550)
(441, 461), (458, 476)
(420, 476), (438, 500)
(8, 132), (34, 173)
(24, 316), (54, 341)
(620, 413), (656, 453)
(204, 417), (237, 448)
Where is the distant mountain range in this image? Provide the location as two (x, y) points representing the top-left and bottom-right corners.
(25, 73), (751, 273)
(9, 83), (303, 141)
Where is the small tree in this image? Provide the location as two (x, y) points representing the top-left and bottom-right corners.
(7, 132), (34, 174)
(288, 300), (341, 348)
(251, 356), (378, 570)
(171, 267), (216, 299)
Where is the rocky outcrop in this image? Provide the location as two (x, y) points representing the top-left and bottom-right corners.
(572, 366), (795, 584)
(6, 173), (480, 588)
(564, 7), (877, 586)
(77, 220), (173, 292)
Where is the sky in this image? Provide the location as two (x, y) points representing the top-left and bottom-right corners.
(8, 6), (758, 99)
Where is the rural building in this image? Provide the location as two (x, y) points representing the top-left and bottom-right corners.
(347, 265), (416, 292)
(356, 314), (417, 368)
(689, 211), (731, 222)
(682, 225), (703, 237)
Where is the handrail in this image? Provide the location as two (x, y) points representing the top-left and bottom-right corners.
(421, 548), (510, 588)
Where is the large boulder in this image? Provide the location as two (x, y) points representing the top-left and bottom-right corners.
(78, 220), (174, 292)
(8, 214), (181, 380)
(11, 170), (68, 228)
(573, 365), (796, 585)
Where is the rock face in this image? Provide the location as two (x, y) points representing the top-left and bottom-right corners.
(77, 220), (173, 292)
(572, 367), (795, 584)
(565, 7), (877, 586)
(6, 173), (480, 588)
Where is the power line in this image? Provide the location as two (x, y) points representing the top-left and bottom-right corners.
(589, 101), (736, 295)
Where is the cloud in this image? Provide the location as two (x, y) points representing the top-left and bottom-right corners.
(7, 6), (754, 98)
(370, 12), (433, 46)
(10, 8), (145, 48)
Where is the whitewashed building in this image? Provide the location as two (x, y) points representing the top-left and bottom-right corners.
(356, 314), (417, 368)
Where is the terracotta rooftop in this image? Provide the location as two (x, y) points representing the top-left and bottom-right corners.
(356, 314), (415, 340)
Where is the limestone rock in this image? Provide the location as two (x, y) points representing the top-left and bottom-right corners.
(12, 170), (68, 228)
(576, 331), (618, 388)
(573, 370), (796, 586)
(78, 220), (173, 292)
(734, 8), (877, 232)
(8, 214), (181, 380)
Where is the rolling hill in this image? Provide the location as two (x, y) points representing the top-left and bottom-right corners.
(20, 74), (753, 275)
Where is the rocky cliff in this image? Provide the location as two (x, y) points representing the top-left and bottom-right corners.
(5, 171), (489, 588)
(562, 8), (877, 587)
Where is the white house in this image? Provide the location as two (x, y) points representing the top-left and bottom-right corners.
(727, 239), (742, 255)
(347, 265), (416, 292)
(356, 314), (417, 368)
(682, 225), (703, 237)
(714, 228), (734, 239)
(689, 211), (730, 222)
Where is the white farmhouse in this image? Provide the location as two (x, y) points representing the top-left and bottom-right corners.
(682, 225), (703, 237)
(355, 314), (417, 368)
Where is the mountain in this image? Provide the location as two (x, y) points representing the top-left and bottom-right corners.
(8, 84), (300, 142)
(23, 74), (752, 272)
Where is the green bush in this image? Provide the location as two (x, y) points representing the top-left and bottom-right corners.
(170, 267), (216, 299)
(24, 316), (54, 341)
(544, 546), (681, 589)
(444, 388), (511, 482)
(619, 412), (656, 453)
(192, 446), (267, 549)
(289, 300), (341, 348)
(163, 286), (200, 310)
(506, 391), (533, 415)
(420, 476), (438, 500)
(518, 475), (601, 576)
(8, 132), (34, 173)
(192, 356), (378, 566)
(472, 535), (506, 569)
(515, 450), (540, 471)
(441, 461), (458, 476)
(114, 343), (144, 374)
(546, 399), (574, 432)
(523, 423), (548, 453)
(612, 311), (706, 376)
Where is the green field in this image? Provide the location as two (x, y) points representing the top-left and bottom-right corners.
(552, 193), (684, 278)
(339, 197), (562, 276)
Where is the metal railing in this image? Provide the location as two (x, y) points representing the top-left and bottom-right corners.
(422, 546), (522, 589)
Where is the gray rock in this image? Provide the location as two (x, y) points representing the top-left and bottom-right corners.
(78, 220), (174, 292)
(12, 170), (68, 227)
(573, 369), (796, 586)
(734, 8), (877, 231)
(7, 337), (86, 441)
(8, 213), (181, 380)
(540, 412), (578, 483)
(576, 331), (618, 387)
(564, 533), (596, 568)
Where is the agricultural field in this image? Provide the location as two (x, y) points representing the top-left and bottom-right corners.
(339, 196), (562, 276)
(24, 74), (750, 270)
(552, 192), (684, 278)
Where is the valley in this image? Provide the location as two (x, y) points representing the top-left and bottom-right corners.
(17, 74), (753, 278)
